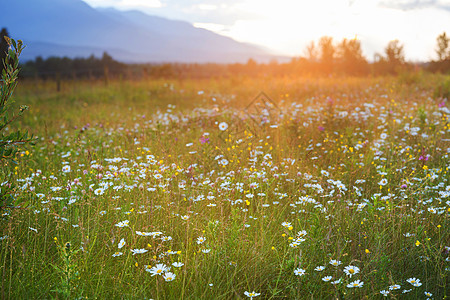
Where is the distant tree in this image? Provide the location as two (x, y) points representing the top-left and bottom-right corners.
(436, 32), (450, 61)
(246, 58), (257, 68)
(0, 28), (10, 74)
(372, 53), (388, 75)
(292, 40), (320, 75)
(289, 56), (309, 75)
(101, 52), (114, 65)
(318, 36), (335, 74)
(373, 40), (406, 75)
(304, 41), (319, 62)
(385, 40), (405, 66)
(20, 52), (127, 80)
(246, 58), (258, 75)
(102, 52), (113, 84)
(336, 38), (369, 75)
(428, 32), (450, 73)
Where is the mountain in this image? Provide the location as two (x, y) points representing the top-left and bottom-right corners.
(0, 0), (276, 63)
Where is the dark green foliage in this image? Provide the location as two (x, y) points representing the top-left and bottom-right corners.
(428, 32), (450, 74)
(373, 40), (408, 75)
(20, 52), (127, 79)
(52, 242), (81, 299)
(436, 32), (450, 61)
(0, 28), (9, 74)
(0, 37), (34, 210)
(433, 76), (450, 99)
(336, 38), (369, 76)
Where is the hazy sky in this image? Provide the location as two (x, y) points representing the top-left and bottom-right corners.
(83, 0), (450, 61)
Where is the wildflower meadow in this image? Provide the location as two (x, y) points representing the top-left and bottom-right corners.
(1, 74), (449, 299)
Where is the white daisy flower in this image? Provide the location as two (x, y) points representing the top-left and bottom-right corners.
(406, 277), (422, 287)
(389, 284), (400, 290)
(294, 268), (305, 276)
(94, 188), (105, 195)
(218, 122), (228, 131)
(347, 280), (364, 288)
(244, 291), (260, 299)
(163, 272), (176, 282)
(146, 263), (169, 276)
(118, 238), (125, 249)
(329, 259), (342, 266)
(343, 265), (360, 277)
(378, 178), (388, 186)
(115, 220), (129, 227)
(130, 248), (148, 255)
(172, 262), (184, 267)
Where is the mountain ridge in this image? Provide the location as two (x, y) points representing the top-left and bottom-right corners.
(1, 0), (280, 63)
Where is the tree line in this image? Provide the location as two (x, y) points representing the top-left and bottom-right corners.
(20, 52), (127, 80)
(1, 27), (449, 80)
(290, 32), (449, 76)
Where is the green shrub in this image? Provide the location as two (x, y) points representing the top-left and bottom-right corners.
(433, 76), (450, 99)
(0, 37), (34, 211)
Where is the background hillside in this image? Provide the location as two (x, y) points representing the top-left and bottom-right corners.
(1, 0), (276, 63)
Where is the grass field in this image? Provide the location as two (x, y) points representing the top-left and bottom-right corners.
(1, 74), (449, 299)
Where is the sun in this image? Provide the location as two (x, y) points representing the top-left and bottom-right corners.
(203, 0), (375, 56)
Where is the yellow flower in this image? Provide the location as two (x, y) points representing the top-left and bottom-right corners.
(415, 240), (421, 247)
(365, 249), (370, 254)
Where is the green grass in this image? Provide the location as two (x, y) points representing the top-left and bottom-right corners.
(1, 74), (449, 299)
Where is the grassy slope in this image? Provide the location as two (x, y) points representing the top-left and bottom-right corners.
(1, 74), (449, 299)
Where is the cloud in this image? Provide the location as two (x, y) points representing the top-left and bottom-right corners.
(121, 0), (162, 8)
(84, 0), (162, 8)
(160, 0), (257, 25)
(379, 0), (450, 11)
(83, 0), (122, 6)
(82, 0), (450, 60)
(83, 0), (251, 25)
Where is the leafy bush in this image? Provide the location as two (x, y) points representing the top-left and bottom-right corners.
(0, 37), (34, 211)
(433, 76), (450, 99)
